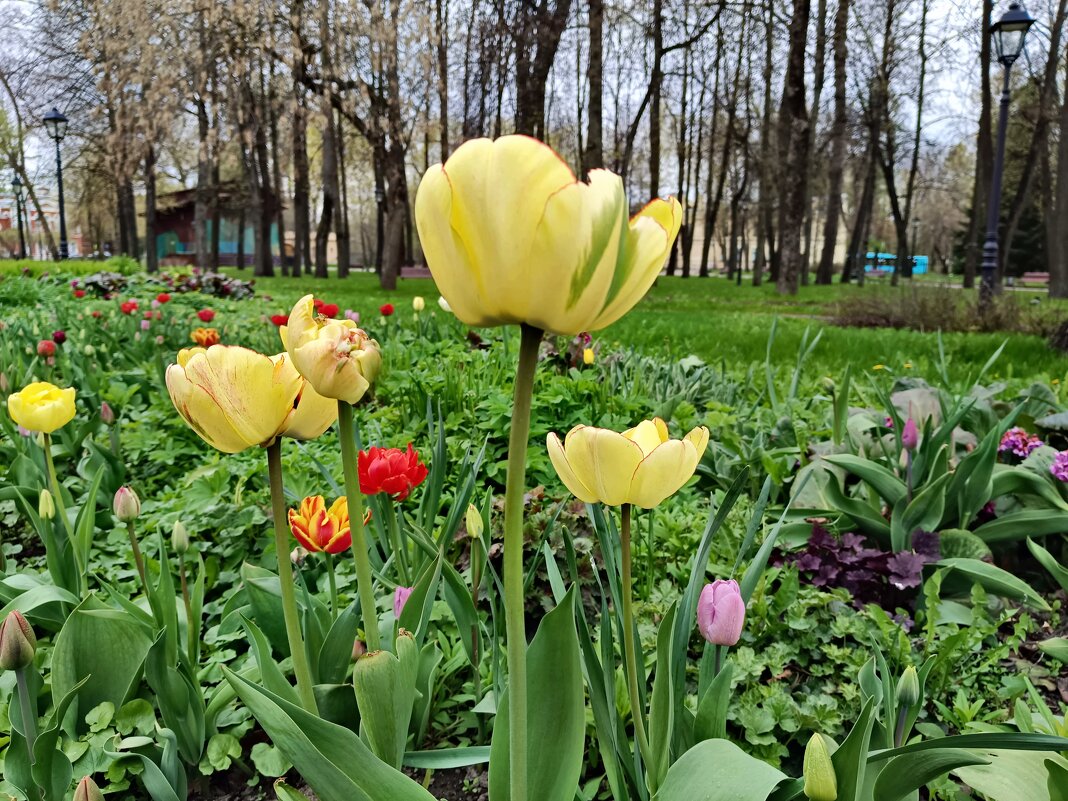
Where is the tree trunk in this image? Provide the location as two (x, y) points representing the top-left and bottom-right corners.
(1051, 55), (1068, 297)
(291, 0), (309, 277)
(513, 0), (572, 138)
(649, 0), (663, 196)
(583, 0), (604, 173)
(335, 109), (351, 277)
(436, 0), (450, 159)
(269, 61), (288, 276)
(802, 0), (828, 285)
(194, 97), (211, 268)
(963, 0), (994, 289)
(843, 143), (876, 283)
(775, 0), (812, 295)
(145, 145), (158, 273)
(816, 0), (849, 284)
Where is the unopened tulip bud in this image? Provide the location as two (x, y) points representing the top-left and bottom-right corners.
(818, 376), (836, 394)
(83, 344), (95, 356)
(393, 585), (413, 618)
(901, 418), (919, 452)
(0, 372), (9, 393)
(697, 579), (746, 646)
(803, 733), (838, 801)
(35, 432), (46, 448)
(412, 296), (425, 312)
(0, 610), (37, 671)
(437, 296), (452, 313)
(73, 776), (105, 801)
(172, 521), (189, 554)
(100, 401), (115, 425)
(896, 665), (920, 708)
(112, 486), (141, 522)
(351, 639), (366, 661)
(583, 347), (595, 365)
(290, 546), (308, 566)
(38, 489), (55, 520)
(465, 504), (484, 540)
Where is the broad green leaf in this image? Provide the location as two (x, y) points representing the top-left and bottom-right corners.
(869, 732), (1068, 760)
(973, 510), (1068, 544)
(1047, 760), (1068, 801)
(1026, 538), (1068, 594)
(954, 750), (1068, 801)
(653, 739), (787, 801)
(241, 615), (302, 707)
(694, 661), (734, 742)
(488, 588), (584, 801)
(403, 746), (491, 769)
(871, 748), (988, 800)
(317, 601), (362, 686)
(51, 595), (153, 732)
(275, 781), (312, 801)
(935, 558), (1050, 610)
(823, 454), (907, 506)
(833, 698), (876, 801)
(352, 632), (420, 769)
(648, 604), (678, 792)
(223, 667), (436, 801)
(1038, 637), (1068, 662)
(823, 476), (892, 543)
(992, 468), (1068, 511)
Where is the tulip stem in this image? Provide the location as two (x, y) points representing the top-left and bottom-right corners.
(178, 558), (196, 667)
(325, 555), (338, 620)
(15, 668), (38, 773)
(502, 323), (542, 801)
(266, 441), (318, 714)
(337, 401), (381, 652)
(620, 503), (654, 777)
(42, 434), (83, 595)
(125, 521), (148, 595)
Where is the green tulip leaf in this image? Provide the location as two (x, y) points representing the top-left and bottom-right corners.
(833, 698), (876, 801)
(935, 558), (1050, 610)
(275, 781), (313, 801)
(823, 454), (907, 506)
(1038, 637), (1068, 662)
(1047, 760), (1068, 801)
(488, 587), (584, 801)
(694, 661), (734, 742)
(954, 750), (1068, 801)
(352, 631), (420, 769)
(871, 748), (989, 801)
(653, 739), (787, 801)
(223, 666), (436, 801)
(403, 746), (491, 769)
(972, 509), (1068, 544)
(1026, 537), (1068, 594)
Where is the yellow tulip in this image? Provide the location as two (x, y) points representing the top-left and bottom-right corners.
(7, 381), (76, 433)
(415, 135), (682, 335)
(283, 295), (382, 405)
(547, 418), (709, 508)
(166, 345), (336, 454)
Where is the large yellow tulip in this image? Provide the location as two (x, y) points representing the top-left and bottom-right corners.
(166, 345), (337, 453)
(283, 295), (382, 405)
(7, 381), (76, 434)
(415, 135), (682, 335)
(547, 418), (709, 508)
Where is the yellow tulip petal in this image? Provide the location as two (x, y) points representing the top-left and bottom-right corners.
(623, 418), (668, 456)
(547, 431), (598, 503)
(628, 438), (701, 509)
(7, 382), (76, 434)
(684, 425), (710, 459)
(565, 426), (644, 506)
(591, 196), (682, 331)
(271, 354), (339, 440)
(166, 363), (252, 453)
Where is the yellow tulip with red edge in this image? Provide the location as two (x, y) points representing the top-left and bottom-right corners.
(283, 295), (382, 405)
(414, 135), (682, 336)
(166, 345), (337, 453)
(547, 418), (709, 508)
(7, 381), (76, 433)
(288, 495), (351, 554)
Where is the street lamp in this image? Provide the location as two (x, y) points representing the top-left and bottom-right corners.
(42, 107), (69, 260)
(374, 185), (385, 275)
(980, 1), (1035, 304)
(11, 175), (26, 260)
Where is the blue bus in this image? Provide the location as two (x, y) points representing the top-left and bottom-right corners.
(864, 252), (928, 275)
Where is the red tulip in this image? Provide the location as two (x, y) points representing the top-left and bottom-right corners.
(156, 292), (171, 303)
(319, 303), (339, 318)
(270, 314), (289, 327)
(120, 300), (138, 315)
(52, 330), (66, 344)
(91, 310), (102, 319)
(37, 340), (56, 357)
(358, 444), (428, 501)
(313, 297), (325, 309)
(197, 308), (216, 323)
(73, 289), (86, 299)
(379, 303), (395, 317)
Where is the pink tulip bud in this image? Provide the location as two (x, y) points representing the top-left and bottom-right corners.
(0, 610), (37, 671)
(100, 401), (115, 425)
(393, 586), (413, 618)
(73, 776), (105, 801)
(901, 418), (919, 452)
(697, 579), (746, 646)
(113, 486), (141, 522)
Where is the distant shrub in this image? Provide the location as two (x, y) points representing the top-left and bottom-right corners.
(0, 257), (142, 278)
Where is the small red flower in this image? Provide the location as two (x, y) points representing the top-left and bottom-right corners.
(37, 340), (56, 357)
(197, 308), (216, 323)
(52, 330), (66, 344)
(91, 310), (102, 319)
(73, 289), (86, 299)
(143, 310), (154, 319)
(379, 303), (394, 317)
(319, 303), (339, 318)
(358, 444), (428, 501)
(270, 314), (289, 326)
(313, 297), (325, 310)
(156, 292), (171, 303)
(120, 300), (138, 315)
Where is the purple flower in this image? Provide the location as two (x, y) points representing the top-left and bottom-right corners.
(344, 309), (360, 324)
(696, 579), (746, 646)
(1000, 427), (1043, 458)
(901, 418), (919, 452)
(393, 585), (413, 618)
(1051, 451), (1068, 482)
(140, 320), (151, 331)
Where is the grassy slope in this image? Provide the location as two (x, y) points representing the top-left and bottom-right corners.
(238, 269), (1068, 384)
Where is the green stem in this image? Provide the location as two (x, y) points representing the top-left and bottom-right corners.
(325, 555), (338, 620)
(43, 434), (82, 595)
(266, 441), (318, 713)
(125, 521), (148, 595)
(179, 560), (196, 667)
(502, 323), (542, 801)
(337, 401), (381, 652)
(620, 504), (654, 774)
(16, 668), (40, 800)
(384, 498), (409, 585)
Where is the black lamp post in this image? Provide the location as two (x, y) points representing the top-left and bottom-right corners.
(42, 107), (69, 260)
(374, 185), (385, 275)
(980, 2), (1034, 304)
(11, 175), (26, 260)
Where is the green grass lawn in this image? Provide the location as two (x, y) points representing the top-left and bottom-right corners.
(233, 269), (1068, 385)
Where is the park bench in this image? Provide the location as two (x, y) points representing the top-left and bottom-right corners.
(400, 264), (432, 278)
(1021, 271), (1050, 286)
